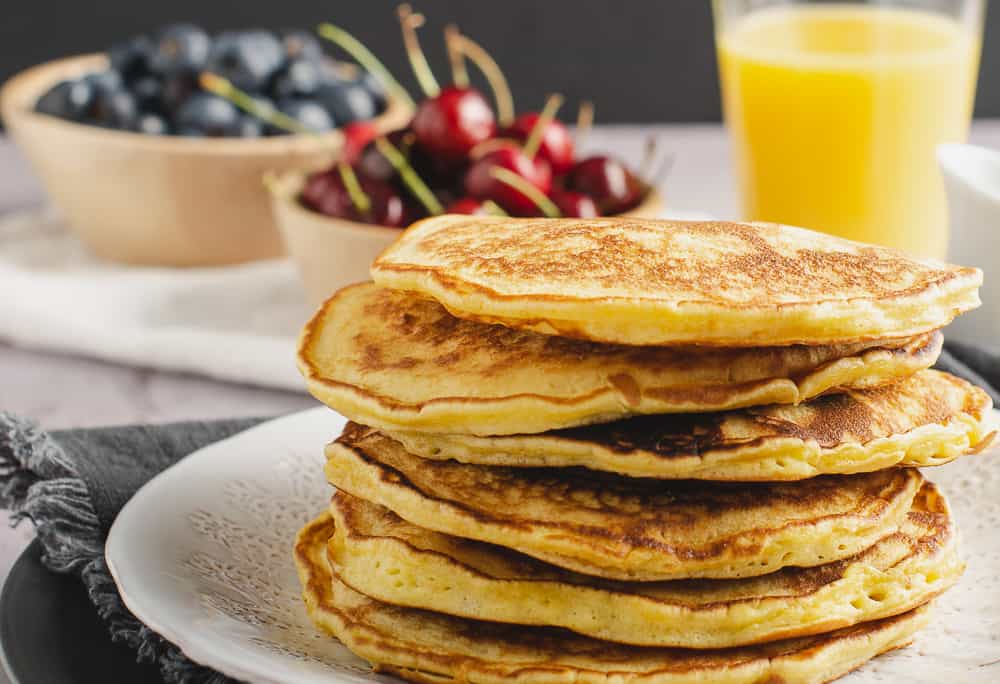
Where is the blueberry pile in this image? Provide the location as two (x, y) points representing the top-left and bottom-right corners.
(34, 24), (387, 137)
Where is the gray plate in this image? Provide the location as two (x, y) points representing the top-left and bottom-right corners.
(0, 539), (160, 683)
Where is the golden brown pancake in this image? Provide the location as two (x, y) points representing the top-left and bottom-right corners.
(296, 512), (933, 684)
(388, 370), (995, 480)
(325, 424), (923, 581)
(327, 484), (960, 648)
(371, 216), (981, 347)
(298, 283), (943, 436)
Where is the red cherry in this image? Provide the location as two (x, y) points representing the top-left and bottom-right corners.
(411, 86), (496, 163)
(446, 197), (492, 215)
(300, 170), (407, 227)
(464, 146), (552, 216)
(358, 129), (412, 183)
(566, 156), (645, 214)
(341, 121), (379, 164)
(358, 128), (463, 191)
(506, 113), (575, 174)
(551, 190), (599, 218)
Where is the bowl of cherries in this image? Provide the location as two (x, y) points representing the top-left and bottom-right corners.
(0, 24), (412, 266)
(269, 6), (664, 304)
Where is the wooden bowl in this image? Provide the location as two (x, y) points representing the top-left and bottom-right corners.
(0, 54), (412, 267)
(270, 170), (665, 306)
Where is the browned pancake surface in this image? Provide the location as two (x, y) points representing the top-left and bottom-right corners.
(326, 425), (923, 580)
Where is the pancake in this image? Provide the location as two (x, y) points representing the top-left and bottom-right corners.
(297, 512), (933, 684)
(328, 484), (960, 649)
(325, 424), (923, 581)
(298, 283), (942, 436)
(388, 370), (996, 481)
(371, 216), (981, 347)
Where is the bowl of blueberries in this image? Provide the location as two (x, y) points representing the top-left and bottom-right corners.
(0, 23), (412, 266)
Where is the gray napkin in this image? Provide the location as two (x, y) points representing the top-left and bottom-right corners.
(0, 340), (996, 684)
(0, 416), (263, 684)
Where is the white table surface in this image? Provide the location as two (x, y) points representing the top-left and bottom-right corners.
(1, 122), (999, 680)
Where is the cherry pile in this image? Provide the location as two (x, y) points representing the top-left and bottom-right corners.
(33, 25), (386, 137)
(300, 6), (660, 226)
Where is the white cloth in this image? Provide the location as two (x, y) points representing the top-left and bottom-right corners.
(0, 206), (714, 391)
(1, 209), (310, 390)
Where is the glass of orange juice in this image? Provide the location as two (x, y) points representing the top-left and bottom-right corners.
(713, 0), (983, 259)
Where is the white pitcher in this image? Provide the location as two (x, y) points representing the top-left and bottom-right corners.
(938, 143), (1000, 344)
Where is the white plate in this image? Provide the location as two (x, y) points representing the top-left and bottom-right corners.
(107, 407), (1000, 684)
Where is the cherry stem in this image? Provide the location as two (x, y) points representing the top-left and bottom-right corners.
(482, 200), (508, 216)
(576, 100), (594, 149)
(374, 137), (444, 215)
(444, 25), (469, 89)
(397, 4), (440, 97)
(522, 94), (564, 159)
(469, 137), (521, 160)
(639, 136), (658, 180)
(337, 161), (373, 216)
(488, 167), (561, 218)
(651, 152), (677, 187)
(317, 22), (415, 109)
(450, 30), (514, 127)
(200, 72), (314, 134)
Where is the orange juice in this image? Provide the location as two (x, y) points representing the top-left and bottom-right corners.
(717, 5), (980, 258)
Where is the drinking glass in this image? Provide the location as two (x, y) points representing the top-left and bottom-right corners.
(713, 0), (984, 259)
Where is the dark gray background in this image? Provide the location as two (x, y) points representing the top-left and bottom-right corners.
(1, 1), (997, 123)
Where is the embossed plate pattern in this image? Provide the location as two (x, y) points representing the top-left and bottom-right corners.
(106, 408), (1000, 684)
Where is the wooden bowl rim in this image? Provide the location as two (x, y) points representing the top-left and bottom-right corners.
(0, 53), (412, 157)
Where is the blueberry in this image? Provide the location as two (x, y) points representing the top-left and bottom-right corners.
(150, 24), (211, 76)
(269, 58), (322, 99)
(131, 75), (165, 113)
(272, 98), (334, 134)
(239, 115), (264, 138)
(133, 112), (171, 135)
(357, 71), (387, 110)
(161, 72), (198, 112)
(109, 35), (153, 82)
(278, 29), (324, 62)
(84, 87), (138, 130)
(176, 93), (242, 137)
(35, 79), (93, 120)
(315, 80), (378, 125)
(84, 70), (123, 92)
(207, 30), (285, 93)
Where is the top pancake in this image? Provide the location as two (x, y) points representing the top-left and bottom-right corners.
(372, 216), (981, 347)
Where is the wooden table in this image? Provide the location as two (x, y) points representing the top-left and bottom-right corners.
(1, 122), (998, 680)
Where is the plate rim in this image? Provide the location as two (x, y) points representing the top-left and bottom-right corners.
(106, 405), (344, 684)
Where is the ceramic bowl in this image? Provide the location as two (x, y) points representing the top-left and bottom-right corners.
(0, 54), (412, 267)
(270, 170), (665, 306)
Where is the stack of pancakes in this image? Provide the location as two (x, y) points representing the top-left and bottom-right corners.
(294, 217), (994, 684)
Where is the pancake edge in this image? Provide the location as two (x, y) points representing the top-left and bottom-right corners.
(324, 435), (924, 581)
(387, 375), (996, 480)
(295, 512), (933, 684)
(326, 484), (961, 648)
